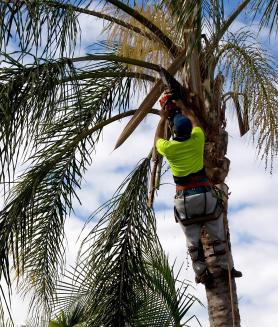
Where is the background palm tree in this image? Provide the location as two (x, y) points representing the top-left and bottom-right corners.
(0, 0), (278, 326)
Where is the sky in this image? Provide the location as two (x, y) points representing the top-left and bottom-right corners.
(1, 1), (278, 326)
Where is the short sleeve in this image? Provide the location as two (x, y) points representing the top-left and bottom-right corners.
(191, 127), (205, 143)
(156, 138), (170, 156)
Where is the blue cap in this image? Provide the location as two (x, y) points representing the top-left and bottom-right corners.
(173, 114), (192, 136)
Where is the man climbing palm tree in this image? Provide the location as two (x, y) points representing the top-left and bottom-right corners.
(155, 95), (242, 286)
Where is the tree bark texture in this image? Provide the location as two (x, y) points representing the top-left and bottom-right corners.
(203, 134), (241, 327)
(192, 66), (241, 325)
(201, 183), (241, 327)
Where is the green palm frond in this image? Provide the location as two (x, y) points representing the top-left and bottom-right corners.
(50, 263), (90, 318)
(218, 30), (278, 167)
(0, 49), (158, 185)
(0, 318), (14, 327)
(77, 157), (156, 326)
(0, 0), (91, 56)
(252, 0), (278, 34)
(0, 303), (8, 327)
(0, 62), (136, 310)
(49, 159), (199, 326)
(49, 304), (85, 327)
(131, 250), (200, 327)
(0, 52), (81, 184)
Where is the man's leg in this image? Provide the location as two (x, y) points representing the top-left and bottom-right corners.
(177, 219), (215, 286)
(204, 214), (239, 275)
(174, 193), (213, 285)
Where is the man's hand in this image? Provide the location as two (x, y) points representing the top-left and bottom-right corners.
(159, 107), (170, 120)
(159, 89), (174, 110)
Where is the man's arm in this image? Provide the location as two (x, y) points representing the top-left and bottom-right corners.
(154, 107), (169, 143)
(174, 99), (200, 127)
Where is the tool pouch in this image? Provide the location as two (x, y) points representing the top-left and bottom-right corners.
(174, 190), (223, 226)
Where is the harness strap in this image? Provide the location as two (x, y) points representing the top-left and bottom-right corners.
(176, 181), (210, 191)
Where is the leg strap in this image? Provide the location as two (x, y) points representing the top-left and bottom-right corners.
(188, 246), (207, 277)
(207, 240), (226, 257)
(188, 245), (204, 262)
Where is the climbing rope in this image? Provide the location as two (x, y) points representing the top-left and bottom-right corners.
(223, 217), (236, 327)
(219, 183), (236, 327)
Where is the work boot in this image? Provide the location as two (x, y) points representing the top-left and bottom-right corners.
(195, 269), (214, 288)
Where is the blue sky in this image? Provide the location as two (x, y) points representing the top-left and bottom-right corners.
(1, 1), (278, 326)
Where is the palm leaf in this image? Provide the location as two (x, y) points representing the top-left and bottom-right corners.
(218, 30), (278, 168)
(0, 61), (136, 311)
(49, 304), (85, 327)
(131, 250), (200, 326)
(0, 48), (159, 185)
(50, 159), (199, 326)
(0, 52), (80, 185)
(78, 157), (156, 326)
(0, 0), (90, 56)
(0, 299), (12, 327)
(252, 0), (278, 34)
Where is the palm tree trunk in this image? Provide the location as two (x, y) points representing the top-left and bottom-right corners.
(201, 71), (241, 326)
(201, 182), (241, 327)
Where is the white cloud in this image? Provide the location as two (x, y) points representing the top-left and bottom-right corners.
(77, 13), (106, 51)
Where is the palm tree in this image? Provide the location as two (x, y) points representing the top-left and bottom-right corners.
(0, 0), (278, 326)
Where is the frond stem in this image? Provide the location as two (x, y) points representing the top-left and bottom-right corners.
(30, 109), (159, 178)
(222, 91), (245, 102)
(44, 0), (156, 40)
(0, 0), (157, 41)
(62, 71), (156, 83)
(70, 54), (162, 72)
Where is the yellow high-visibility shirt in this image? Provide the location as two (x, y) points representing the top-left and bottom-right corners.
(156, 127), (205, 177)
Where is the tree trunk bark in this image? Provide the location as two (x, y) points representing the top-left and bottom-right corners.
(202, 124), (241, 326)
(203, 234), (241, 327)
(202, 101), (241, 325)
(201, 183), (241, 327)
